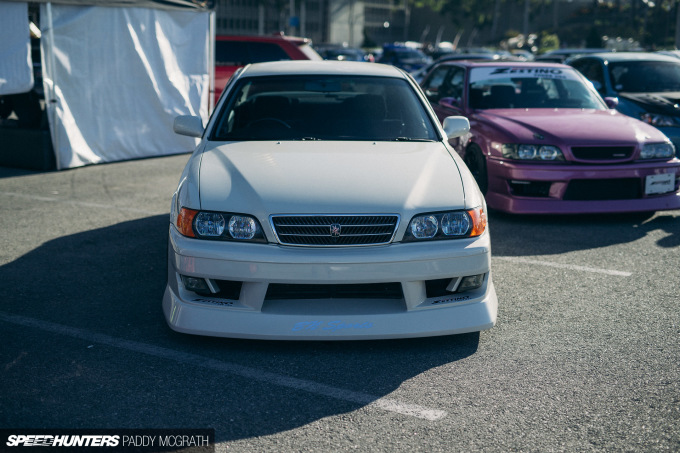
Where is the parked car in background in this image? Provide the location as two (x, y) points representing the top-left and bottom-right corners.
(214, 34), (322, 102)
(656, 50), (680, 59)
(378, 44), (431, 72)
(510, 49), (535, 61)
(535, 48), (609, 63)
(420, 61), (680, 214)
(411, 52), (521, 83)
(166, 60), (497, 340)
(314, 43), (373, 62)
(570, 52), (680, 156)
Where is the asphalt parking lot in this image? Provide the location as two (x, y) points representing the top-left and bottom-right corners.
(1, 153), (678, 452)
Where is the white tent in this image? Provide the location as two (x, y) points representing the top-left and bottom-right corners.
(0, 0), (214, 170)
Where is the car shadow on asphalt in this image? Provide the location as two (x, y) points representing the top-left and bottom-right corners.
(0, 214), (480, 441)
(488, 210), (680, 256)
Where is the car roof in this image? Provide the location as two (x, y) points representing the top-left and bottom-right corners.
(237, 60), (408, 78)
(216, 34), (311, 45)
(542, 48), (609, 55)
(570, 51), (680, 63)
(433, 60), (571, 69)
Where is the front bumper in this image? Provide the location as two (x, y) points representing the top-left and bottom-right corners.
(485, 158), (680, 214)
(163, 226), (497, 340)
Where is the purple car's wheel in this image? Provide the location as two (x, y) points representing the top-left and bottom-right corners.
(464, 145), (488, 195)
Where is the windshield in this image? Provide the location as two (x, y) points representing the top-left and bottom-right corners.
(211, 75), (438, 141)
(608, 61), (680, 92)
(469, 67), (605, 109)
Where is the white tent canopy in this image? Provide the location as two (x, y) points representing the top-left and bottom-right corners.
(0, 2), (34, 95)
(0, 0), (213, 169)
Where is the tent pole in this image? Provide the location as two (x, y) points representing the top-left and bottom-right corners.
(209, 11), (215, 115)
(45, 2), (61, 170)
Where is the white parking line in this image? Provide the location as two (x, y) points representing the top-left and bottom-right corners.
(494, 256), (632, 277)
(0, 312), (447, 421)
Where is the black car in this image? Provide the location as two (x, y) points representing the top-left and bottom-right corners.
(570, 52), (680, 156)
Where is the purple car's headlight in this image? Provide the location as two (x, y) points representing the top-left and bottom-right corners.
(640, 142), (675, 159)
(502, 144), (565, 161)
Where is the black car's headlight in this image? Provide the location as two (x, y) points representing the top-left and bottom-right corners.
(176, 207), (267, 242)
(640, 112), (679, 127)
(403, 207), (486, 242)
(640, 142), (675, 159)
(502, 144), (565, 161)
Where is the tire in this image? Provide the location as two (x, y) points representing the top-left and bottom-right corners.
(464, 144), (488, 195)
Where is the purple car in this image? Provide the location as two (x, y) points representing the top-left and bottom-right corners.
(420, 61), (680, 214)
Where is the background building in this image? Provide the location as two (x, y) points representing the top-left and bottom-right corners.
(213, 0), (408, 48)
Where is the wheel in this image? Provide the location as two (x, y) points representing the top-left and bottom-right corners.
(246, 118), (291, 129)
(464, 145), (488, 195)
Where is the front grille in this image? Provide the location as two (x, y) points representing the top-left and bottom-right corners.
(271, 215), (399, 246)
(265, 282), (404, 300)
(571, 146), (634, 161)
(563, 178), (641, 200)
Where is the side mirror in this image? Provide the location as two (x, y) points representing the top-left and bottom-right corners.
(173, 115), (204, 138)
(604, 97), (619, 109)
(442, 116), (470, 139)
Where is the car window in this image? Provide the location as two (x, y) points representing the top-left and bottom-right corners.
(608, 61), (680, 92)
(211, 75), (438, 141)
(572, 59), (606, 94)
(421, 66), (450, 101)
(447, 68), (465, 101)
(216, 41), (250, 66)
(215, 41), (291, 66)
(246, 42), (292, 63)
(468, 67), (605, 109)
(421, 66), (464, 103)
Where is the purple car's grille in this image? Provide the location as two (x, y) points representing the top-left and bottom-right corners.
(571, 146), (634, 161)
(563, 178), (641, 200)
(270, 215), (399, 246)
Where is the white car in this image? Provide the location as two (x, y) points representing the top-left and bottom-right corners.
(163, 61), (498, 340)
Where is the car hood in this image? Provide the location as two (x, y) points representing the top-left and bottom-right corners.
(198, 140), (466, 218)
(474, 109), (664, 145)
(619, 91), (680, 116)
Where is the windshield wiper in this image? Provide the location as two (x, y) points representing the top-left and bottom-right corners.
(393, 137), (436, 142)
(300, 137), (321, 141)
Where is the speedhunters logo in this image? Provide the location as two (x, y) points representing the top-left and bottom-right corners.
(1, 430), (214, 452)
(490, 67), (565, 76)
(6, 435), (119, 447)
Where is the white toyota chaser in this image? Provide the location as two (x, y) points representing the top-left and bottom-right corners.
(164, 60), (498, 340)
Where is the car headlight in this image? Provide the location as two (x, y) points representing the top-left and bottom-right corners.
(640, 113), (678, 127)
(175, 207), (266, 242)
(640, 142), (675, 159)
(502, 144), (565, 161)
(403, 207), (486, 242)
